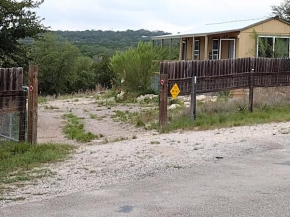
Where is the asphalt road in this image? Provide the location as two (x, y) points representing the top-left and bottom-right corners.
(2, 146), (290, 217)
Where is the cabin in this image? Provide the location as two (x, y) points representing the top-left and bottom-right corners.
(152, 16), (290, 61)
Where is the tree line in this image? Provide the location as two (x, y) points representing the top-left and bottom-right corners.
(55, 29), (170, 58)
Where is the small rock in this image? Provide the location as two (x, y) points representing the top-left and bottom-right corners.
(196, 95), (206, 101)
(168, 104), (181, 110)
(117, 91), (125, 100)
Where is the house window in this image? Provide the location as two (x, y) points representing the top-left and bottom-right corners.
(274, 38), (290, 58)
(212, 39), (219, 59)
(257, 36), (290, 58)
(194, 40), (200, 60)
(182, 40), (187, 60)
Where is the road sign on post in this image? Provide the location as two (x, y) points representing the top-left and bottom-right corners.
(170, 84), (180, 99)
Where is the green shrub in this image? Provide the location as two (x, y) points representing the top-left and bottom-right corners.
(110, 41), (168, 94)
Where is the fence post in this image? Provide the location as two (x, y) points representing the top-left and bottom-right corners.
(190, 75), (197, 120)
(159, 74), (168, 129)
(19, 90), (27, 142)
(249, 68), (254, 113)
(28, 65), (38, 144)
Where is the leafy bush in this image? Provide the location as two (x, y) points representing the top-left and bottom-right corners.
(110, 41), (168, 94)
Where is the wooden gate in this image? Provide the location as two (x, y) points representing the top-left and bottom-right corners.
(0, 68), (27, 142)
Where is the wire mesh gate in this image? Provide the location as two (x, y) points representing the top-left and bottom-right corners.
(0, 68), (27, 143)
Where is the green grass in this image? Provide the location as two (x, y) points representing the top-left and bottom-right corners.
(162, 105), (290, 133)
(90, 114), (98, 119)
(63, 113), (99, 143)
(0, 142), (74, 187)
(44, 105), (59, 110)
(38, 96), (47, 104)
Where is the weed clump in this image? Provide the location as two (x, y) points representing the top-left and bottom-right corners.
(63, 113), (98, 143)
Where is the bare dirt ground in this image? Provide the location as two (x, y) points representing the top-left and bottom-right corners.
(1, 96), (290, 208)
(37, 97), (156, 144)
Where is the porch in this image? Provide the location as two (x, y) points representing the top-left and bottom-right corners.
(153, 32), (239, 61)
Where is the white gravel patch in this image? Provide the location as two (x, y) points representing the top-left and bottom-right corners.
(1, 120), (290, 208)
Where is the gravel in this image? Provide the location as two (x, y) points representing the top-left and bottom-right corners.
(1, 98), (290, 208)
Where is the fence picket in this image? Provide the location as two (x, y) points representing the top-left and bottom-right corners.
(160, 57), (290, 95)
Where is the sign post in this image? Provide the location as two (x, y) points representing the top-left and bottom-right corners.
(159, 74), (168, 129)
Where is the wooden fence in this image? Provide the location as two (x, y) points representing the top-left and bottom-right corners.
(159, 58), (290, 128)
(160, 57), (290, 95)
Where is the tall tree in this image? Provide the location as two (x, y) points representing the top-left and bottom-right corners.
(0, 0), (45, 67)
(73, 56), (96, 91)
(30, 33), (80, 95)
(272, 0), (290, 22)
(93, 56), (115, 88)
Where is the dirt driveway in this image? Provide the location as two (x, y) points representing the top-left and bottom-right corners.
(1, 97), (290, 208)
(37, 97), (156, 144)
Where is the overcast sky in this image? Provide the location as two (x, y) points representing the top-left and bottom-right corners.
(36, 0), (280, 33)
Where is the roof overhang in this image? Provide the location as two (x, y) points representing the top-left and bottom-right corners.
(151, 16), (290, 41)
(151, 29), (241, 40)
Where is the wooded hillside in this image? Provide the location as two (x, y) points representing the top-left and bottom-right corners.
(54, 29), (171, 57)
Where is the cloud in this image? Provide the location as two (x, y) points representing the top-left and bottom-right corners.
(36, 0), (280, 32)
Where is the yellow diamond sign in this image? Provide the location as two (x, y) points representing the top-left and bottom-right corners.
(170, 83), (180, 99)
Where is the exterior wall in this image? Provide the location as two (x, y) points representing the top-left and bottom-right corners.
(186, 37), (193, 61)
(239, 19), (290, 58)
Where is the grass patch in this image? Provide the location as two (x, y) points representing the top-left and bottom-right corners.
(90, 114), (98, 119)
(111, 109), (158, 130)
(57, 93), (89, 100)
(112, 137), (128, 143)
(38, 96), (47, 104)
(44, 105), (59, 110)
(63, 113), (99, 143)
(0, 142), (74, 188)
(162, 105), (290, 133)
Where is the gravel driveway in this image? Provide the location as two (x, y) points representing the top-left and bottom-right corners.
(1, 98), (290, 208)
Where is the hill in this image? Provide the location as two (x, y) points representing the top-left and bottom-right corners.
(54, 29), (171, 57)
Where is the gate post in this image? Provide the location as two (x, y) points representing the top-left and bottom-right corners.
(249, 68), (254, 113)
(190, 75), (197, 120)
(159, 74), (168, 129)
(28, 65), (38, 144)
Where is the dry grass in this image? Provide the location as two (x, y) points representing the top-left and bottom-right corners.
(163, 87), (290, 132)
(196, 87), (290, 114)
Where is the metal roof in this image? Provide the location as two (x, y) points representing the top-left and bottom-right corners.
(152, 17), (287, 40)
